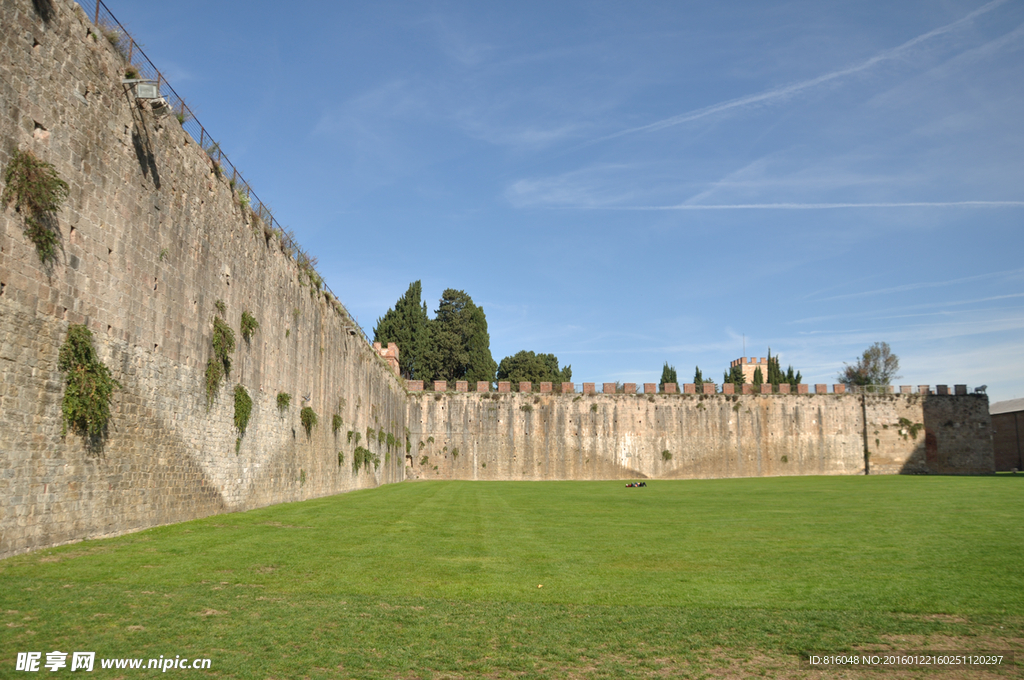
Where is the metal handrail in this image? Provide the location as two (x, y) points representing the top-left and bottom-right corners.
(91, 0), (368, 343)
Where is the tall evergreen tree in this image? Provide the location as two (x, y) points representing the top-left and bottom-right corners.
(373, 281), (431, 381)
(724, 364), (745, 385)
(432, 289), (497, 383)
(693, 366), (704, 390)
(752, 366), (764, 389)
(660, 362), (678, 388)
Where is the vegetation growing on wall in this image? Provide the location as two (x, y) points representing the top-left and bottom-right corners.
(240, 311), (259, 344)
(58, 324), (121, 438)
(352, 446), (379, 474)
(898, 417), (923, 440)
(2, 149), (70, 264)
(332, 414), (343, 436)
(277, 392), (291, 412)
(233, 385), (252, 436)
(300, 407), (318, 438)
(205, 317), (235, 405)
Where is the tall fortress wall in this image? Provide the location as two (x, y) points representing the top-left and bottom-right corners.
(0, 0), (993, 559)
(0, 0), (407, 560)
(406, 390), (991, 481)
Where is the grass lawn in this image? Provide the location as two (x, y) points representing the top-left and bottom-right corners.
(2, 476), (1022, 678)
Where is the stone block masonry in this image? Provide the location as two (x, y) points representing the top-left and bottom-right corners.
(407, 391), (992, 481)
(0, 0), (996, 558)
(0, 0), (405, 559)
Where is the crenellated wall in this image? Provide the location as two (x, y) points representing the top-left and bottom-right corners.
(406, 391), (993, 481)
(0, 0), (995, 561)
(0, 0), (406, 560)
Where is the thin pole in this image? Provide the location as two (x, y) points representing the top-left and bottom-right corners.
(95, 0), (100, 24)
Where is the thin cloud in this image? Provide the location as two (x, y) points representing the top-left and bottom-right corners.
(569, 201), (1024, 210)
(807, 268), (1024, 303)
(591, 0), (1011, 143)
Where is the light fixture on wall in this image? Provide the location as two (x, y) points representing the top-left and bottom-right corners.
(122, 78), (167, 113)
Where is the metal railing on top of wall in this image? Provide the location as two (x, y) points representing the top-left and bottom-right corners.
(89, 0), (369, 344)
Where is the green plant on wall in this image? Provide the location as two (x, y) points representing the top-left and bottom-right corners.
(366, 426), (375, 444)
(277, 392), (291, 412)
(300, 407), (318, 438)
(234, 385), (252, 436)
(386, 432), (395, 451)
(204, 359), (223, 406)
(240, 311), (259, 344)
(662, 450), (672, 462)
(2, 149), (70, 264)
(205, 316), (235, 406)
(378, 428), (386, 446)
(332, 414), (343, 436)
(898, 417), (924, 440)
(214, 299), (226, 316)
(58, 324), (121, 439)
(352, 446), (378, 474)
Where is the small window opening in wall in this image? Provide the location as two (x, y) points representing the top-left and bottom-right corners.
(69, 226), (76, 243)
(0, 282), (5, 296)
(33, 121), (49, 142)
(107, 247), (112, 255)
(106, 325), (111, 334)
(153, 277), (157, 291)
(62, 307), (68, 319)
(154, 344), (158, 351)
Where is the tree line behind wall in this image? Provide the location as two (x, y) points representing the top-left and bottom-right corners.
(374, 281), (572, 387)
(373, 281), (497, 384)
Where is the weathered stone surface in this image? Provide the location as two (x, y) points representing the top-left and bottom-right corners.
(406, 392), (993, 481)
(0, 0), (995, 560)
(0, 0), (405, 559)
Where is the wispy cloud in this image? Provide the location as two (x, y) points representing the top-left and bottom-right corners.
(505, 164), (642, 208)
(804, 268), (1024, 303)
(590, 0), (1011, 143)
(568, 201), (1024, 210)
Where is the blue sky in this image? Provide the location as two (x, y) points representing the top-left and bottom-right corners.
(107, 0), (1023, 401)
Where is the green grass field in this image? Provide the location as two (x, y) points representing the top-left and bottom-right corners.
(2, 476), (1022, 678)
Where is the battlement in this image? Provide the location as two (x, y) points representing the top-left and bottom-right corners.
(372, 342), (400, 376)
(405, 380), (976, 396)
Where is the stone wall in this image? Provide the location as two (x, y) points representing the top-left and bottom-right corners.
(406, 392), (992, 481)
(0, 0), (995, 560)
(0, 0), (406, 560)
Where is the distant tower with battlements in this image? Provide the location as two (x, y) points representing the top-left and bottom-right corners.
(730, 357), (768, 383)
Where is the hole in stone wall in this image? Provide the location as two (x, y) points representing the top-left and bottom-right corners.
(153, 277), (157, 291)
(108, 247), (112, 255)
(154, 344), (158, 351)
(0, 282), (5, 296)
(62, 307), (68, 319)
(106, 325), (111, 334)
(69, 226), (77, 243)
(33, 37), (40, 50)
(33, 121), (49, 142)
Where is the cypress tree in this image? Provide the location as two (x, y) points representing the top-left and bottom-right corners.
(373, 281), (431, 381)
(660, 362), (678, 388)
